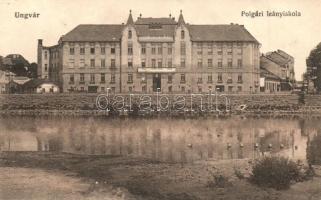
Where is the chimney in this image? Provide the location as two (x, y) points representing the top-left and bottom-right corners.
(38, 39), (43, 46)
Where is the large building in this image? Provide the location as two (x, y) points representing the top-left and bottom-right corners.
(38, 11), (261, 93)
(260, 50), (295, 91)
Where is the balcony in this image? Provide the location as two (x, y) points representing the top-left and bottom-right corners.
(138, 67), (176, 73)
(217, 79), (223, 83)
(227, 79), (233, 84)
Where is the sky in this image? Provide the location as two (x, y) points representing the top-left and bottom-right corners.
(1, 0), (321, 80)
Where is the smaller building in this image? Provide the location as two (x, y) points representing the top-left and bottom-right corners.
(260, 68), (281, 93)
(23, 79), (60, 93)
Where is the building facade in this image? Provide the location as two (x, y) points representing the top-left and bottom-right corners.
(260, 49), (295, 91)
(38, 11), (261, 93)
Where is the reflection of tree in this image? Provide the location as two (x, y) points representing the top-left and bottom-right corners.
(307, 131), (321, 165)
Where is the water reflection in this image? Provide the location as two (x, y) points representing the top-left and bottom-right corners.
(0, 116), (315, 163)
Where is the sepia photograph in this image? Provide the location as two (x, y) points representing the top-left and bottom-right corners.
(1, 0), (321, 199)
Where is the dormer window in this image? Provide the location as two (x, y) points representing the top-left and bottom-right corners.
(149, 23), (162, 29)
(128, 30), (132, 39)
(181, 30), (185, 39)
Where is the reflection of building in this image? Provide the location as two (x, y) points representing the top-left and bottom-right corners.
(38, 11), (261, 93)
(260, 50), (295, 91)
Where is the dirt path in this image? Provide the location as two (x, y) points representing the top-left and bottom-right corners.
(0, 167), (134, 200)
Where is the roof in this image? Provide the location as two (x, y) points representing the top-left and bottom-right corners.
(187, 24), (258, 42)
(59, 17), (259, 43)
(11, 76), (30, 85)
(260, 68), (281, 81)
(135, 17), (177, 25)
(265, 52), (289, 66)
(24, 79), (59, 88)
(61, 24), (125, 42)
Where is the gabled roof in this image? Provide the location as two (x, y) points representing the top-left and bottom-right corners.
(260, 67), (281, 81)
(61, 24), (125, 42)
(187, 24), (259, 43)
(135, 17), (177, 25)
(23, 79), (59, 88)
(265, 52), (289, 66)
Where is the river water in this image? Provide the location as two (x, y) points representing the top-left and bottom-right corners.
(0, 116), (319, 163)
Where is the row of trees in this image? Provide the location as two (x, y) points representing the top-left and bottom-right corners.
(0, 54), (37, 78)
(306, 42), (321, 91)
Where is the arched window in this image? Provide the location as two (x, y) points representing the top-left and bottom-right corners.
(181, 30), (185, 39)
(128, 30), (132, 39)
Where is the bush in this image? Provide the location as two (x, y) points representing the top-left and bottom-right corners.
(207, 174), (231, 188)
(250, 156), (300, 190)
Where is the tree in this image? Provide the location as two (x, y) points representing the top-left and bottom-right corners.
(28, 62), (38, 78)
(306, 42), (321, 91)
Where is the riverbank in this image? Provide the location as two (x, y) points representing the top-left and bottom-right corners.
(1, 152), (321, 200)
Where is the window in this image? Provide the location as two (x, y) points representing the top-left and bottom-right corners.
(181, 59), (185, 68)
(151, 44), (156, 54)
(197, 59), (202, 68)
(227, 73), (232, 83)
(69, 59), (75, 68)
(110, 74), (116, 83)
(44, 51), (48, 59)
(101, 73), (105, 83)
(158, 45), (162, 55)
(129, 87), (133, 92)
(101, 87), (105, 92)
(181, 30), (185, 39)
(237, 74), (243, 83)
(218, 73), (223, 83)
(228, 58), (233, 68)
(141, 60), (146, 68)
(208, 75), (213, 83)
(101, 59), (105, 68)
(141, 44), (146, 54)
(69, 74), (74, 84)
(237, 43), (243, 55)
(80, 87), (84, 91)
(217, 44), (223, 55)
(158, 59), (162, 68)
(111, 45), (116, 54)
(128, 59), (133, 68)
(90, 74), (95, 84)
(69, 48), (74, 55)
(128, 30), (132, 39)
(197, 77), (202, 84)
(90, 59), (95, 68)
(197, 43), (202, 55)
(168, 75), (172, 84)
(168, 86), (172, 92)
(111, 87), (116, 92)
(237, 59), (242, 68)
(227, 44), (232, 55)
(228, 86), (233, 92)
(180, 42), (186, 56)
(128, 43), (133, 55)
(90, 47), (95, 54)
(101, 47), (105, 54)
(198, 86), (202, 93)
(111, 59), (116, 69)
(168, 44), (172, 55)
(80, 73), (85, 83)
(237, 86), (242, 92)
(80, 47), (85, 55)
(142, 85), (147, 92)
(168, 60), (172, 68)
(208, 43), (213, 55)
(44, 64), (48, 71)
(180, 74), (186, 83)
(181, 86), (185, 92)
(152, 59), (156, 68)
(208, 59), (213, 68)
(218, 59), (222, 68)
(128, 74), (133, 83)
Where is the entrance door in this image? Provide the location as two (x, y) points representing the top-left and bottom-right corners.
(153, 74), (161, 92)
(88, 86), (98, 93)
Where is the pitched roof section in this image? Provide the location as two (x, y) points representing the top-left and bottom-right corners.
(265, 52), (289, 66)
(61, 24), (124, 42)
(188, 24), (259, 43)
(260, 67), (281, 81)
(135, 17), (177, 25)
